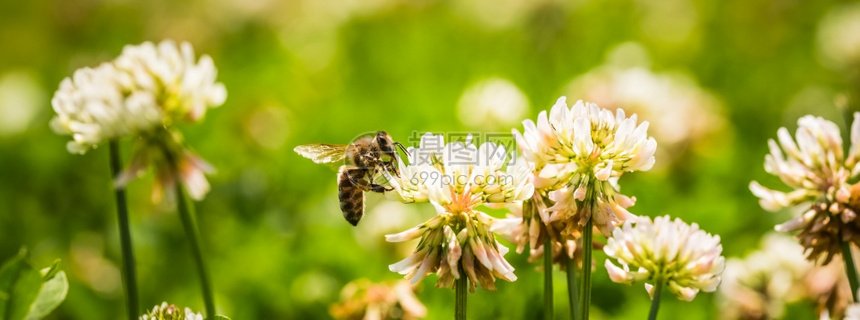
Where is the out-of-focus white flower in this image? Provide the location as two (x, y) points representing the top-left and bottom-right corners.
(720, 233), (852, 320)
(846, 302), (860, 320)
(817, 3), (860, 69)
(749, 114), (860, 263)
(50, 63), (163, 154)
(139, 302), (203, 320)
(50, 40), (226, 201)
(565, 66), (724, 149)
(0, 71), (45, 137)
(113, 40), (226, 122)
(451, 0), (543, 30)
(718, 234), (811, 319)
(634, 0), (699, 45)
(457, 78), (530, 131)
(512, 97), (655, 235)
(604, 215), (725, 302)
(385, 134), (533, 291)
(329, 279), (427, 320)
(51, 40), (226, 154)
(354, 201), (431, 254)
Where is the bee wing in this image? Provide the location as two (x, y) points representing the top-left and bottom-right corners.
(294, 144), (349, 164)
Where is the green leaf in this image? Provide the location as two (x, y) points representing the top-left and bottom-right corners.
(0, 251), (30, 318)
(207, 315), (231, 320)
(5, 264), (41, 320)
(24, 271), (67, 320)
(0, 252), (68, 320)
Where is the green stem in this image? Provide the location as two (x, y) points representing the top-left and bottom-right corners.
(843, 241), (860, 302)
(175, 183), (216, 317)
(456, 263), (467, 320)
(648, 280), (664, 320)
(108, 140), (140, 320)
(565, 253), (579, 320)
(580, 220), (593, 320)
(544, 231), (554, 320)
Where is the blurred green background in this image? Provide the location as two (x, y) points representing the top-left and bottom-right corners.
(2, 0), (860, 318)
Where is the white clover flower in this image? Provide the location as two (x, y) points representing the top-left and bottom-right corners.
(51, 40), (226, 154)
(749, 114), (860, 263)
(385, 134), (534, 291)
(386, 133), (534, 206)
(513, 97), (656, 179)
(140, 302), (203, 320)
(603, 215), (725, 302)
(749, 115), (855, 213)
(512, 97), (654, 236)
(50, 40), (226, 201)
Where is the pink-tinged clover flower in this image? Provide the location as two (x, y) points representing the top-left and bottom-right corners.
(750, 114), (860, 263)
(603, 215), (725, 301)
(510, 96), (655, 258)
(385, 134), (533, 291)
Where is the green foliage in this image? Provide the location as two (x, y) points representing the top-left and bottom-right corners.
(0, 251), (68, 320)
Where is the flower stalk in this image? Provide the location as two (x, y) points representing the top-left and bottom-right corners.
(456, 263), (467, 320)
(544, 226), (553, 320)
(648, 280), (664, 320)
(175, 182), (216, 317)
(566, 254), (579, 320)
(843, 241), (860, 302)
(580, 220), (593, 320)
(109, 140), (140, 320)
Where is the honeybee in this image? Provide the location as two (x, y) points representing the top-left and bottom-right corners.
(294, 131), (406, 226)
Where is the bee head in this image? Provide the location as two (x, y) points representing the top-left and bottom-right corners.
(376, 131), (396, 156)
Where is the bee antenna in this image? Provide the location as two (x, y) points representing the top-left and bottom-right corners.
(394, 142), (410, 157)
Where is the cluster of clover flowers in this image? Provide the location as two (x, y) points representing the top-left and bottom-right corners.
(371, 97), (726, 320)
(49, 38), (860, 320)
(50, 40), (226, 320)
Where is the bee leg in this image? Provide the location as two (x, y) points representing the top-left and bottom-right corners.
(370, 166), (397, 191)
(368, 183), (393, 193)
(352, 167), (393, 193)
(386, 160), (400, 178)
